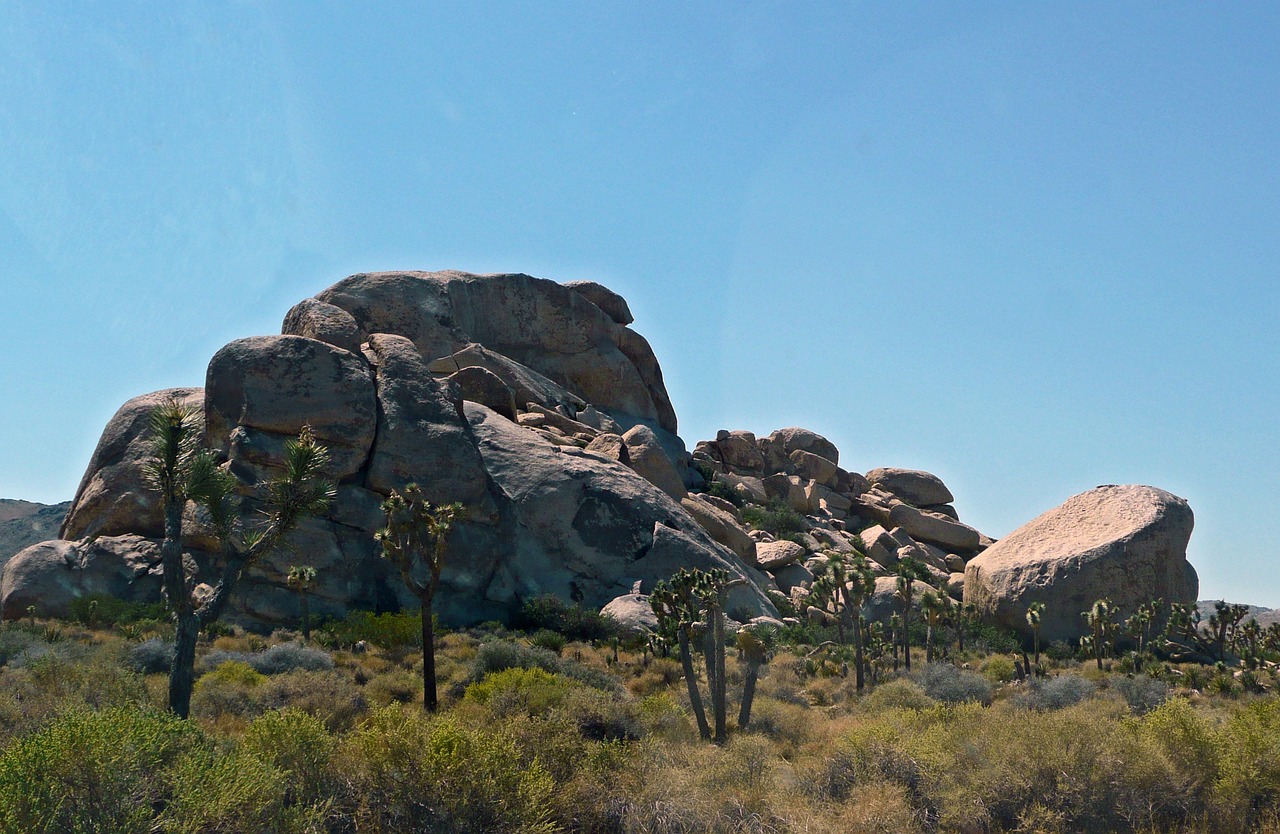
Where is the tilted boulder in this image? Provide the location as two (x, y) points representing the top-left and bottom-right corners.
(964, 485), (1197, 643)
(1, 535), (165, 619)
(866, 467), (954, 507)
(281, 297), (364, 354)
(564, 280), (634, 326)
(600, 593), (658, 634)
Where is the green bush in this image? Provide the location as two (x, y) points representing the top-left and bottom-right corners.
(321, 610), (426, 649)
(911, 663), (994, 706)
(517, 595), (619, 641)
(740, 500), (806, 541)
(0, 706), (201, 834)
(203, 642), (334, 675)
(1014, 673), (1095, 711)
(240, 708), (336, 807)
(126, 637), (173, 674)
(465, 667), (579, 716)
(1111, 674), (1169, 715)
(529, 629), (568, 655)
(334, 706), (556, 833)
(470, 639), (621, 693)
(67, 594), (167, 628)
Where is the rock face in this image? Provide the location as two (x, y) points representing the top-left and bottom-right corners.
(7, 271), (777, 629)
(964, 485), (1197, 642)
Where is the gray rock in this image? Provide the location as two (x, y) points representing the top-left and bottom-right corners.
(1, 536), (165, 619)
(564, 280), (634, 326)
(622, 425), (687, 500)
(206, 336), (377, 481)
(789, 449), (838, 485)
(866, 468), (954, 507)
(448, 366), (518, 421)
(756, 540), (805, 571)
(964, 485), (1197, 643)
(887, 503), (982, 552)
(600, 593), (658, 634)
(281, 298), (365, 354)
(680, 495), (756, 565)
(763, 427), (838, 465)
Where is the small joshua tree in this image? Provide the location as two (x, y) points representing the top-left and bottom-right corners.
(1083, 598), (1115, 670)
(1026, 601), (1045, 670)
(736, 627), (771, 730)
(651, 572), (711, 741)
(375, 484), (462, 712)
(894, 556), (931, 671)
(920, 590), (945, 664)
(287, 565), (317, 641)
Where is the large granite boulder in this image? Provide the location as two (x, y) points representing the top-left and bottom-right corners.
(1, 535), (165, 619)
(61, 388), (204, 541)
(313, 270), (677, 434)
(964, 485), (1197, 642)
(866, 468), (954, 507)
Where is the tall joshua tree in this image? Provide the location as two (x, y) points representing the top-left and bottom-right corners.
(376, 484), (462, 713)
(894, 556), (930, 671)
(1082, 598), (1114, 671)
(146, 399), (334, 718)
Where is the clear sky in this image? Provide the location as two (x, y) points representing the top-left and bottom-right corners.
(2, 3), (1278, 605)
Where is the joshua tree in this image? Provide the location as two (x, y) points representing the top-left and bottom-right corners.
(375, 484), (462, 712)
(920, 590), (945, 664)
(287, 565), (317, 641)
(1025, 601), (1045, 670)
(1082, 599), (1115, 670)
(650, 568), (732, 742)
(736, 627), (771, 730)
(894, 557), (930, 671)
(146, 399), (334, 718)
(888, 612), (903, 671)
(845, 555), (877, 691)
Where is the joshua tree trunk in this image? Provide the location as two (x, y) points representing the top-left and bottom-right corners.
(853, 615), (866, 693)
(298, 590), (311, 641)
(738, 656), (760, 731)
(902, 611), (913, 671)
(161, 499), (197, 719)
(925, 623), (934, 664)
(712, 609), (727, 744)
(678, 625), (711, 740)
(420, 592), (438, 712)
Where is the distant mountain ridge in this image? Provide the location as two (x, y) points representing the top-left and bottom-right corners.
(1198, 600), (1280, 628)
(0, 500), (71, 569)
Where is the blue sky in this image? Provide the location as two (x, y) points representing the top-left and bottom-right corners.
(2, 3), (1278, 605)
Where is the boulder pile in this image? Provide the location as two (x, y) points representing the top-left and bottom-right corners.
(1, 271), (1199, 641)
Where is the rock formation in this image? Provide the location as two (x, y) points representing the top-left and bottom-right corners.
(2, 270), (1199, 639)
(3, 272), (774, 627)
(964, 485), (1197, 642)
(0, 500), (71, 571)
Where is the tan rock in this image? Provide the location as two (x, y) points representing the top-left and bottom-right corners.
(865, 468), (954, 507)
(623, 425), (687, 500)
(756, 540), (805, 571)
(789, 449), (838, 485)
(887, 503), (982, 551)
(681, 495), (756, 565)
(964, 485), (1197, 642)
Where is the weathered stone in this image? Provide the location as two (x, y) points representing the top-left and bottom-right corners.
(947, 572), (965, 600)
(756, 540), (805, 571)
(887, 503), (982, 551)
(364, 334), (492, 508)
(763, 474), (814, 514)
(1, 536), (165, 619)
(600, 593), (659, 634)
(563, 280), (634, 325)
(706, 431), (766, 472)
(623, 425), (687, 500)
(681, 495), (756, 565)
(205, 335), (377, 481)
(448, 366), (518, 421)
(858, 525), (898, 569)
(789, 449), (838, 485)
(584, 433), (629, 465)
(428, 343), (586, 414)
(862, 576), (934, 624)
(771, 562), (813, 594)
(281, 298), (365, 353)
(866, 468), (954, 507)
(720, 473), (769, 505)
(62, 388), (204, 541)
(813, 484), (852, 515)
(964, 485), (1197, 643)
(763, 427), (838, 465)
(924, 503), (959, 521)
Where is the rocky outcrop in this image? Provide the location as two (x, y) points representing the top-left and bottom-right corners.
(865, 468), (954, 507)
(964, 485), (1197, 642)
(1, 535), (165, 619)
(9, 271), (775, 630)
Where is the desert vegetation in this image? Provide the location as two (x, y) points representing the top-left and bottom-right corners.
(1, 592), (1280, 834)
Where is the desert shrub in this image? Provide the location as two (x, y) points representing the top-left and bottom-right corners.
(517, 594), (619, 641)
(127, 637), (174, 674)
(911, 663), (993, 706)
(1014, 673), (1095, 711)
(321, 609), (426, 649)
(0, 628), (46, 668)
(67, 593), (167, 628)
(704, 477), (743, 507)
(859, 678), (935, 712)
(740, 500), (806, 540)
(966, 620), (1022, 655)
(0, 706), (201, 834)
(240, 708), (336, 807)
(563, 686), (642, 742)
(529, 629), (568, 655)
(333, 706), (556, 833)
(160, 745), (316, 834)
(191, 660), (266, 721)
(979, 655), (1016, 683)
(1112, 674), (1169, 715)
(249, 642), (334, 674)
(470, 639), (620, 693)
(464, 667), (579, 717)
(365, 669), (421, 706)
(258, 669), (368, 732)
